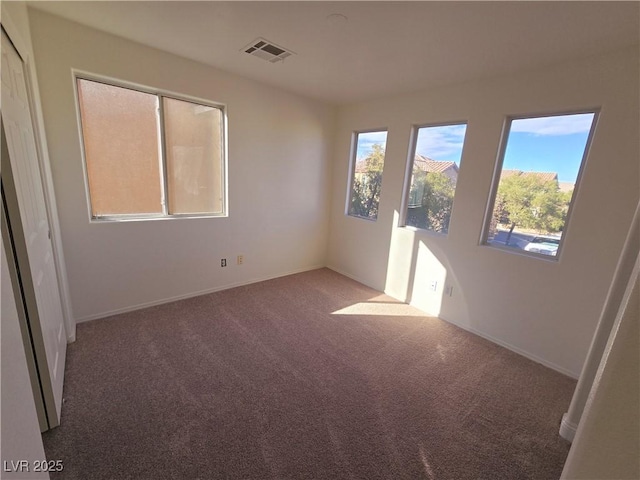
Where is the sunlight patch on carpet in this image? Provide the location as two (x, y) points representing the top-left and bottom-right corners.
(332, 301), (427, 317)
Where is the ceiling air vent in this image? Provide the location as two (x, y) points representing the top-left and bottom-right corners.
(242, 38), (294, 63)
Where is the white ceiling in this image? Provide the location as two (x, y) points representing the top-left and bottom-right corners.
(27, 1), (639, 105)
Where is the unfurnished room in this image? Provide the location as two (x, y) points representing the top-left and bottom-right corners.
(1, 2), (638, 479)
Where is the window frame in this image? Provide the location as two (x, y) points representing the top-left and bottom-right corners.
(399, 120), (468, 235)
(73, 71), (228, 222)
(345, 128), (388, 222)
(480, 108), (599, 260)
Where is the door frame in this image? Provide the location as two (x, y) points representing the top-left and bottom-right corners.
(1, 8), (75, 342)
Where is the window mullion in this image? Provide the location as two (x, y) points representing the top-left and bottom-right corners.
(157, 95), (170, 215)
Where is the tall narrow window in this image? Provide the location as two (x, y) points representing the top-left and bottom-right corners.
(403, 123), (467, 234)
(484, 112), (597, 258)
(347, 130), (387, 221)
(76, 77), (226, 220)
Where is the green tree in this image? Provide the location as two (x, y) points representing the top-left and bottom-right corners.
(349, 144), (384, 219)
(421, 172), (455, 233)
(559, 188), (574, 223)
(494, 174), (567, 244)
(407, 170), (456, 233)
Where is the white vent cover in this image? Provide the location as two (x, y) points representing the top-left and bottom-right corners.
(242, 38), (294, 63)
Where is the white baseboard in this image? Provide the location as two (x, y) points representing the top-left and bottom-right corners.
(81, 262), (580, 379)
(325, 264), (381, 291)
(328, 265), (580, 379)
(435, 314), (580, 379)
(559, 412), (578, 442)
(67, 327), (76, 344)
(76, 264), (326, 323)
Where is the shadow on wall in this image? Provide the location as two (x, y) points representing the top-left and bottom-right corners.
(384, 211), (470, 323)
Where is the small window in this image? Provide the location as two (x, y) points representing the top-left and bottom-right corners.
(402, 123), (467, 234)
(76, 77), (226, 220)
(347, 130), (387, 221)
(483, 111), (597, 258)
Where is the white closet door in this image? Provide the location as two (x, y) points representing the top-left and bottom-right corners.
(1, 29), (66, 427)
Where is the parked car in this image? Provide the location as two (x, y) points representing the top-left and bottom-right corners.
(524, 235), (560, 256)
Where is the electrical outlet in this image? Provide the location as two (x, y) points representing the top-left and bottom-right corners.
(429, 280), (438, 292)
(221, 258), (227, 267)
(237, 255), (244, 265)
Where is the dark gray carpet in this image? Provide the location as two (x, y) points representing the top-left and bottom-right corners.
(43, 268), (575, 479)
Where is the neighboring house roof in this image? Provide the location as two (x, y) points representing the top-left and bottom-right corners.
(502, 169), (558, 183)
(356, 155), (460, 175)
(354, 160), (369, 174)
(413, 155), (459, 174)
(357, 157), (561, 188)
(559, 181), (575, 192)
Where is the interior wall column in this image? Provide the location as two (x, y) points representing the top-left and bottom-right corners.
(560, 201), (639, 441)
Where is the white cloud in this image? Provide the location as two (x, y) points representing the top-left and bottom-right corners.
(359, 131), (388, 144)
(415, 124), (467, 160)
(356, 131), (388, 160)
(510, 113), (594, 136)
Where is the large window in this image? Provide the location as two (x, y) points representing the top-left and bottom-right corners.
(76, 77), (226, 219)
(347, 130), (387, 220)
(484, 111), (597, 258)
(403, 123), (467, 234)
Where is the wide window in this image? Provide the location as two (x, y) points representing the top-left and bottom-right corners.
(484, 111), (597, 258)
(403, 123), (467, 234)
(76, 77), (226, 219)
(347, 130), (387, 221)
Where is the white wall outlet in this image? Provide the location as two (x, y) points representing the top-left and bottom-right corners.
(237, 255), (244, 265)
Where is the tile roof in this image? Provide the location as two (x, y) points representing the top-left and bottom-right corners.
(413, 155), (459, 174)
(559, 181), (575, 192)
(354, 160), (369, 173)
(502, 169), (558, 182)
(355, 155), (459, 174)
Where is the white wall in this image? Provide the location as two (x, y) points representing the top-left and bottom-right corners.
(328, 48), (639, 377)
(28, 9), (335, 322)
(561, 256), (639, 479)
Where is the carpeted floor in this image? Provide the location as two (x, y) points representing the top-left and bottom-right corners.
(43, 268), (576, 479)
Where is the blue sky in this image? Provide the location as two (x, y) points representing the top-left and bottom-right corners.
(415, 124), (467, 163)
(356, 131), (388, 161)
(355, 113), (595, 183)
(356, 125), (467, 162)
(503, 113), (595, 183)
